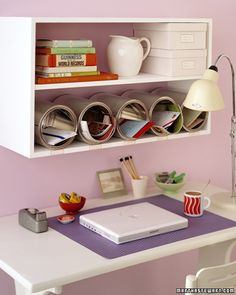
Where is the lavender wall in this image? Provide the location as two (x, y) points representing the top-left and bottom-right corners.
(0, 1), (235, 294)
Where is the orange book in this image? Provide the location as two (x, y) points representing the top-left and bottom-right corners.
(36, 53), (97, 67)
(36, 72), (118, 84)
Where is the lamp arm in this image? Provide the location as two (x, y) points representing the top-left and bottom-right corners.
(214, 54), (236, 117)
(214, 54), (236, 198)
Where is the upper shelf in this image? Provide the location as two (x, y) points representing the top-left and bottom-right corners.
(35, 73), (202, 90)
(32, 17), (212, 24)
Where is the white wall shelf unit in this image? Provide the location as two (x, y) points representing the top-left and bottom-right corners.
(0, 17), (212, 158)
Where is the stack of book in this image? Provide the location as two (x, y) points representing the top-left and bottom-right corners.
(35, 39), (118, 84)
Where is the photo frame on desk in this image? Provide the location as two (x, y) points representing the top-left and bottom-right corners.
(97, 168), (127, 198)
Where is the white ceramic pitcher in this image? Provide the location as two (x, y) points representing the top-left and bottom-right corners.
(107, 35), (151, 77)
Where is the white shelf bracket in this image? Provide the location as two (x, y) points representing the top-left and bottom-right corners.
(15, 281), (62, 295)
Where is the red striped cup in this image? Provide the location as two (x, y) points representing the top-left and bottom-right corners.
(184, 191), (211, 217)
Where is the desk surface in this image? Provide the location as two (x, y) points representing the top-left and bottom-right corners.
(1, 182), (236, 293)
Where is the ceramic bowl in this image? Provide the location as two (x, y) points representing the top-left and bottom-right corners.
(59, 196), (86, 214)
(154, 180), (185, 192)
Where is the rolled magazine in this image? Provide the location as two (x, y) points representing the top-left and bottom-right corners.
(54, 95), (116, 144)
(35, 101), (78, 150)
(90, 93), (150, 140)
(122, 89), (183, 136)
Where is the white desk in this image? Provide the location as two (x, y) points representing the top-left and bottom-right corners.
(1, 182), (236, 295)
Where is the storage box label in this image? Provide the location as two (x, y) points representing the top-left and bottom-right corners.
(180, 33), (194, 43)
(182, 61), (195, 70)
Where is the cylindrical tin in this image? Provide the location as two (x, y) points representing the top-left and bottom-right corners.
(151, 88), (208, 132)
(122, 89), (183, 136)
(54, 95), (116, 144)
(90, 93), (149, 140)
(35, 101), (78, 150)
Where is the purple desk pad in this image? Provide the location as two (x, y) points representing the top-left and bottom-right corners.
(48, 195), (236, 259)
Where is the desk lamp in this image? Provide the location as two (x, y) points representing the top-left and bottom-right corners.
(183, 54), (236, 210)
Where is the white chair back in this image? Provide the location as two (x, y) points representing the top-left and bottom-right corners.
(185, 261), (236, 295)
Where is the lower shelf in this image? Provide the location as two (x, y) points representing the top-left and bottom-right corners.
(32, 129), (210, 158)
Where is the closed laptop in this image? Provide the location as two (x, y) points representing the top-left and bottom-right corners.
(80, 202), (188, 244)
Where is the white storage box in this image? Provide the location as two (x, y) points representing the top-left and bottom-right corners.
(134, 23), (207, 50)
(141, 48), (207, 77)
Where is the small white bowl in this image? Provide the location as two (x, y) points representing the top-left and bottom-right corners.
(57, 214), (75, 224)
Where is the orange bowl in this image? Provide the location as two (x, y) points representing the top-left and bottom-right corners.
(59, 196), (86, 215)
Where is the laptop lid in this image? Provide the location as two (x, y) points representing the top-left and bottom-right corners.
(80, 202), (188, 244)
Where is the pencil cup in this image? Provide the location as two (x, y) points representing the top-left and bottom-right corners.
(131, 176), (148, 198)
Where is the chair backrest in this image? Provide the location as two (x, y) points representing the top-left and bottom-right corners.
(185, 261), (236, 294)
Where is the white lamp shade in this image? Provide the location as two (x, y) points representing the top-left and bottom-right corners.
(183, 69), (225, 111)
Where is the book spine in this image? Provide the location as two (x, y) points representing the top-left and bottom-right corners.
(36, 72), (118, 84)
(36, 47), (96, 54)
(36, 71), (100, 78)
(36, 39), (93, 48)
(36, 65), (97, 73)
(36, 54), (97, 67)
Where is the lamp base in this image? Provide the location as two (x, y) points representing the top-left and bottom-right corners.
(211, 192), (236, 211)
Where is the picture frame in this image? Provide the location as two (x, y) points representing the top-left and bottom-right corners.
(97, 168), (127, 198)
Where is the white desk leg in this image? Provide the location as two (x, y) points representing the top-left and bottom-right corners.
(15, 281), (62, 295)
(198, 239), (236, 269)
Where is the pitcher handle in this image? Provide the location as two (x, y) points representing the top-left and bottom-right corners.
(139, 37), (151, 61)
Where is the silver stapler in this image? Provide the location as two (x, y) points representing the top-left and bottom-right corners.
(18, 208), (48, 233)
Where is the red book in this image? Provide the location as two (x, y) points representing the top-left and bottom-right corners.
(36, 53), (97, 67)
(36, 72), (118, 84)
